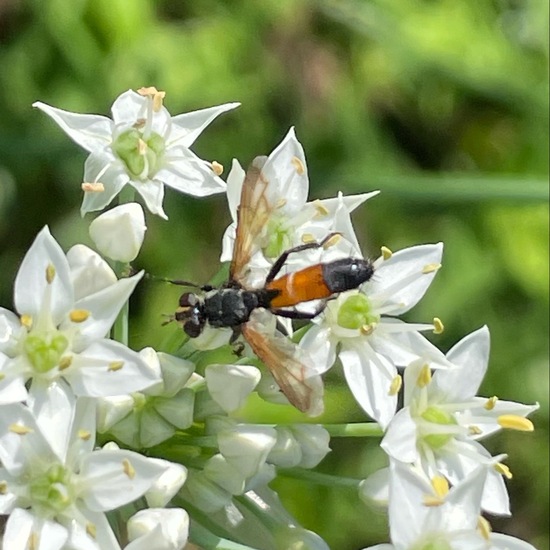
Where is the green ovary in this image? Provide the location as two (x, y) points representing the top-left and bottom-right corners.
(337, 294), (379, 329)
(24, 332), (69, 373)
(263, 219), (292, 260)
(112, 129), (165, 179)
(411, 536), (452, 550)
(30, 464), (73, 514)
(421, 406), (456, 449)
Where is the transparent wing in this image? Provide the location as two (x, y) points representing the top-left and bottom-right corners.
(230, 155), (272, 285)
(242, 311), (324, 416)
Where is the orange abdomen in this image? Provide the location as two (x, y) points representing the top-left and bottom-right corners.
(266, 264), (332, 308)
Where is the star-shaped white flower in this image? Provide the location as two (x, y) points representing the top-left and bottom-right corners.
(0, 383), (171, 550)
(300, 243), (450, 428)
(0, 227), (158, 405)
(33, 88), (239, 219)
(381, 326), (539, 515)
(220, 127), (379, 287)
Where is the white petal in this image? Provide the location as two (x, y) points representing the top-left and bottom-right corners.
(66, 340), (159, 397)
(381, 408), (418, 462)
(0, 307), (23, 354)
(225, 158), (245, 221)
(33, 101), (112, 152)
(80, 450), (166, 511)
(110, 89), (150, 125)
(129, 178), (167, 219)
(157, 352), (195, 396)
(4, 508), (68, 550)
(153, 388), (194, 430)
(68, 507), (121, 550)
(67, 244), (117, 301)
(203, 453), (246, 494)
(14, 226), (73, 324)
(267, 427), (302, 468)
(434, 326), (490, 399)
(358, 468), (389, 507)
(489, 533), (538, 550)
(205, 364), (261, 413)
(70, 270), (144, 348)
(220, 222), (237, 263)
(299, 325), (337, 375)
(340, 343), (398, 429)
(126, 508), (189, 550)
(169, 101), (240, 147)
(89, 203), (147, 263)
(0, 370), (28, 405)
(290, 424), (331, 468)
(144, 458), (187, 508)
(96, 395), (134, 432)
(369, 243), (443, 315)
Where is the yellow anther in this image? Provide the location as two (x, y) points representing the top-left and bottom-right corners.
(497, 415), (534, 432)
(70, 309), (90, 323)
(0, 481), (7, 494)
(108, 361), (124, 372)
(416, 364), (432, 388)
(360, 323), (376, 336)
(381, 246), (393, 260)
(433, 317), (444, 334)
(28, 532), (39, 550)
(313, 200), (329, 217)
(46, 263), (56, 284)
(301, 233), (316, 244)
(422, 494), (444, 507)
(291, 156), (305, 175)
(133, 118), (146, 129)
(20, 314), (33, 329)
(275, 197), (287, 209)
(422, 263), (441, 274)
(494, 462), (513, 479)
(484, 396), (498, 410)
(9, 423), (33, 435)
(0, 374), (4, 382)
(86, 522), (97, 539)
(388, 375), (402, 396)
(78, 429), (92, 441)
(122, 458), (136, 479)
(211, 161), (223, 176)
(477, 516), (492, 540)
(323, 233), (341, 249)
(431, 475), (449, 498)
(81, 182), (105, 193)
(137, 86), (166, 111)
(58, 356), (73, 371)
(138, 138), (147, 155)
(468, 425), (482, 436)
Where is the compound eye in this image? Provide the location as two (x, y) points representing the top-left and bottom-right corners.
(179, 292), (198, 308)
(183, 320), (202, 338)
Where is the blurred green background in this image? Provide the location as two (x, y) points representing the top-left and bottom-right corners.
(0, 1), (548, 548)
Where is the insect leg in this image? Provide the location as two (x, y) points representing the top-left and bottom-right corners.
(162, 278), (214, 292)
(271, 304), (327, 320)
(265, 232), (341, 283)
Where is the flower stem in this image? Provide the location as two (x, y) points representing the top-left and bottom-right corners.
(189, 519), (258, 550)
(278, 467), (362, 489)
(324, 422), (383, 438)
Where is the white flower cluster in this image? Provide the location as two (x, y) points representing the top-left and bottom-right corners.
(0, 88), (539, 549)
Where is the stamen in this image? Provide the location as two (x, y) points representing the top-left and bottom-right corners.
(70, 309), (90, 323)
(78, 429), (92, 441)
(497, 415), (534, 432)
(468, 425), (482, 436)
(138, 138), (147, 155)
(81, 182), (105, 193)
(58, 356), (73, 371)
(122, 458), (136, 479)
(211, 161), (223, 175)
(137, 86), (166, 111)
(46, 263), (56, 284)
(20, 314), (33, 329)
(323, 233), (341, 249)
(86, 522), (97, 539)
(28, 532), (39, 550)
(423, 494), (444, 507)
(133, 118), (146, 129)
(494, 462), (513, 479)
(422, 263), (441, 274)
(0, 481), (7, 494)
(108, 361), (124, 372)
(291, 156), (305, 175)
(433, 317), (444, 334)
(275, 197), (287, 209)
(388, 375), (402, 396)
(360, 323), (376, 335)
(313, 200), (329, 217)
(0, 374), (4, 381)
(380, 246), (392, 260)
(431, 475), (449, 498)
(477, 516), (492, 540)
(416, 364), (432, 388)
(301, 233), (316, 244)
(484, 396), (498, 410)
(9, 423), (33, 435)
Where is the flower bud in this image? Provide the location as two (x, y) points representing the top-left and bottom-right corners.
(127, 508), (189, 550)
(358, 468), (389, 508)
(205, 364), (261, 413)
(145, 458), (187, 507)
(89, 202), (146, 262)
(290, 425), (331, 468)
(268, 427), (302, 468)
(203, 454), (246, 495)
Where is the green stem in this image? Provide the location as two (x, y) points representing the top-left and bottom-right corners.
(324, 422), (383, 438)
(189, 519), (258, 550)
(278, 467), (361, 489)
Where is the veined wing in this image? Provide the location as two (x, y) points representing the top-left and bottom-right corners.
(242, 311), (324, 417)
(230, 155), (272, 286)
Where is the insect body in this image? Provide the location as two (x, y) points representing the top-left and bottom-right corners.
(175, 156), (374, 415)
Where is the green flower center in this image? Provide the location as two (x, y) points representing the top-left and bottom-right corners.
(337, 294), (379, 329)
(112, 128), (165, 179)
(421, 406), (457, 449)
(263, 218), (293, 260)
(24, 332), (69, 374)
(411, 535), (452, 550)
(29, 464), (73, 514)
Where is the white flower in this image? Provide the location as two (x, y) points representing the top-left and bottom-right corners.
(205, 364), (261, 413)
(33, 88), (239, 219)
(126, 508), (189, 550)
(220, 128), (378, 287)
(89, 203), (147, 262)
(0, 384), (168, 550)
(0, 227), (158, 405)
(300, 243), (450, 429)
(381, 326), (539, 515)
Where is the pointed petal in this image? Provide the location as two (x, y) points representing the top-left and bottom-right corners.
(130, 179), (167, 219)
(225, 158), (245, 221)
(0, 308), (23, 354)
(68, 507), (122, 550)
(169, 102), (240, 147)
(489, 534), (538, 550)
(14, 226), (73, 324)
(5, 508), (69, 550)
(299, 324), (337, 375)
(0, 367), (28, 404)
(126, 508), (189, 550)
(359, 467), (389, 507)
(66, 340), (159, 397)
(33, 101), (112, 153)
(381, 408), (418, 461)
(111, 90), (153, 126)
